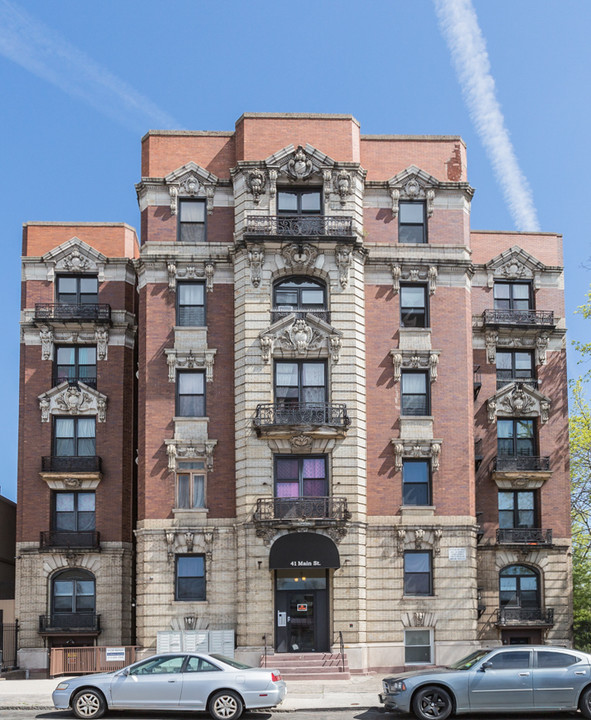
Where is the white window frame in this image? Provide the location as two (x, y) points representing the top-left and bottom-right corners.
(404, 628), (433, 665)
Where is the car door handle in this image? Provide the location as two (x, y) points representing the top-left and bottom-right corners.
(168, 679), (177, 683)
(576, 671), (587, 675)
(518, 672), (530, 677)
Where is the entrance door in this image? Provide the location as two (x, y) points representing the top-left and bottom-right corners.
(275, 570), (329, 653)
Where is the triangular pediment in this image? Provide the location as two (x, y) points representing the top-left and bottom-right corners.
(387, 165), (441, 191)
(165, 161), (219, 188)
(485, 246), (546, 285)
(38, 381), (107, 423)
(265, 144), (336, 179)
(487, 382), (551, 424)
(259, 313), (343, 363)
(43, 237), (107, 276)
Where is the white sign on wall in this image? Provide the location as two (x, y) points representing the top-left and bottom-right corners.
(448, 547), (467, 562)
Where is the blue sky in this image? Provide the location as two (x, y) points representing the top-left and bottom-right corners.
(1, 0), (589, 502)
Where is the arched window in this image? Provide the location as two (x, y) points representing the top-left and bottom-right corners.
(52, 568), (96, 618)
(272, 277), (328, 323)
(499, 565), (540, 609)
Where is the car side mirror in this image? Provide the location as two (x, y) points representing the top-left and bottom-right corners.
(480, 662), (492, 672)
(118, 668), (130, 677)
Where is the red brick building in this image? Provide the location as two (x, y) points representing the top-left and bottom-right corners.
(16, 114), (571, 673)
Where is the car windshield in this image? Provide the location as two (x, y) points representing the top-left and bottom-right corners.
(446, 649), (491, 670)
(209, 654), (253, 669)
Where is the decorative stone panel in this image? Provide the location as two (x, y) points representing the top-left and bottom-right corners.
(38, 382), (107, 422)
(485, 246), (546, 290)
(484, 330), (550, 366)
(395, 526), (444, 555)
(391, 264), (438, 295)
(487, 383), (551, 424)
(165, 162), (219, 216)
(41, 237), (107, 282)
(387, 166), (440, 217)
(391, 350), (440, 382)
(39, 326), (109, 362)
(164, 439), (218, 472)
(259, 314), (343, 363)
(167, 261), (215, 292)
(165, 348), (216, 382)
(391, 438), (443, 471)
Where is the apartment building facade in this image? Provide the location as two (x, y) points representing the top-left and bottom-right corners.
(16, 113), (571, 672)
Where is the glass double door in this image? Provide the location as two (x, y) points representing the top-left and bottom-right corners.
(275, 570), (329, 653)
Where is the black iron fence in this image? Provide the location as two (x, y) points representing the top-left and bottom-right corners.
(497, 607), (554, 625)
(254, 402), (350, 429)
(496, 528), (553, 545)
(41, 456), (102, 473)
(35, 303), (111, 322)
(40, 530), (101, 550)
(0, 622), (18, 669)
(492, 456), (550, 472)
(482, 309), (554, 327)
(254, 496), (350, 522)
(39, 613), (101, 633)
(245, 215), (353, 238)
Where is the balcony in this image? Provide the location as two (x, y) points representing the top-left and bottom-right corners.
(39, 613), (101, 634)
(245, 215), (354, 241)
(492, 456), (550, 472)
(482, 309), (555, 328)
(41, 456), (102, 473)
(34, 303), (111, 323)
(496, 607), (554, 626)
(254, 403), (350, 435)
(40, 531), (101, 550)
(496, 528), (553, 546)
(271, 308), (331, 325)
(254, 496), (350, 525)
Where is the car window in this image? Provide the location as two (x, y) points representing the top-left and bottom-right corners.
(209, 653), (253, 669)
(185, 656), (222, 673)
(486, 651), (530, 670)
(130, 655), (185, 675)
(537, 651), (581, 668)
(448, 649), (491, 670)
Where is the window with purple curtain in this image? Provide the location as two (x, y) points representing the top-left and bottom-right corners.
(275, 456), (327, 498)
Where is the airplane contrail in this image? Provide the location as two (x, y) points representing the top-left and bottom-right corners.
(433, 0), (540, 232)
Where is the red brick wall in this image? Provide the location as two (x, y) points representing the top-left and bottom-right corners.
(23, 224), (139, 259)
(141, 207), (234, 246)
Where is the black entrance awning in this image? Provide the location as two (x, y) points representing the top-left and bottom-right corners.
(269, 532), (340, 570)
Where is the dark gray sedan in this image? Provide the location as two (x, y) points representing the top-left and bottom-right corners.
(52, 652), (286, 720)
(379, 645), (591, 719)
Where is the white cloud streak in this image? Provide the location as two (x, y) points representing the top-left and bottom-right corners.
(0, 0), (180, 133)
(433, 0), (540, 231)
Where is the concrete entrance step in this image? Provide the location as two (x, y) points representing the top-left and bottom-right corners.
(261, 652), (350, 680)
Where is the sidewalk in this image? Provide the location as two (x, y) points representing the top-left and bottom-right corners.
(0, 674), (384, 711)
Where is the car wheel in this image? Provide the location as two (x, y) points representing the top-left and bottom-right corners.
(208, 690), (244, 720)
(580, 686), (591, 718)
(412, 685), (453, 720)
(72, 688), (106, 719)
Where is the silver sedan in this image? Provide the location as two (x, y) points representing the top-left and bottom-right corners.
(379, 645), (591, 719)
(52, 652), (287, 720)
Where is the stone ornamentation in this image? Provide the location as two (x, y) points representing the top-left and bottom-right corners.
(391, 350), (440, 382)
(165, 530), (176, 560)
(485, 246), (545, 289)
(390, 188), (401, 216)
(485, 331), (498, 364)
(204, 262), (215, 292)
(290, 434), (313, 451)
(415, 528), (425, 549)
(95, 327), (109, 361)
(40, 325), (54, 361)
(487, 383), (551, 424)
(184, 532), (194, 552)
(62, 249), (91, 273)
(287, 146), (313, 180)
(390, 264), (438, 296)
(165, 162), (219, 215)
(334, 169), (352, 204)
(246, 170), (266, 204)
(289, 319), (315, 354)
(57, 386), (94, 415)
(396, 528), (407, 554)
(536, 333), (549, 365)
(169, 186), (179, 216)
(39, 382), (107, 423)
(335, 246), (352, 289)
(260, 335), (274, 364)
(165, 349), (217, 382)
(388, 166), (440, 216)
(329, 335), (342, 364)
(280, 243), (318, 271)
(392, 439), (443, 471)
(247, 246), (265, 288)
(168, 262), (177, 290)
(64, 478), (82, 489)
(165, 440), (217, 472)
(428, 266), (438, 295)
(391, 264), (402, 294)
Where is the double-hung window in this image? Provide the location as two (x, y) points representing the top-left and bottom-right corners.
(400, 284), (428, 328)
(494, 282), (531, 311)
(496, 351), (535, 389)
(401, 371), (429, 416)
(179, 199), (206, 243)
(499, 565), (539, 609)
(175, 555), (205, 601)
(404, 551), (432, 596)
(52, 569), (95, 616)
(275, 361), (326, 422)
(176, 460), (206, 509)
(498, 491), (535, 529)
(53, 491), (96, 532)
(399, 202), (426, 244)
(177, 282), (205, 326)
(405, 629), (433, 664)
(54, 417), (96, 457)
(497, 419), (535, 457)
(54, 346), (97, 388)
(273, 277), (327, 322)
(56, 275), (98, 304)
(402, 459), (431, 506)
(177, 371), (205, 417)
(277, 189), (322, 215)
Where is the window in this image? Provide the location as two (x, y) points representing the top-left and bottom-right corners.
(400, 285), (428, 328)
(498, 491), (535, 529)
(401, 371), (429, 416)
(494, 282), (531, 311)
(275, 361), (326, 406)
(499, 565), (539, 608)
(402, 459), (431, 506)
(496, 351), (535, 388)
(54, 346), (97, 388)
(399, 201), (426, 244)
(405, 629), (432, 664)
(54, 417), (96, 457)
(175, 555), (205, 601)
(486, 650), (531, 670)
(185, 656), (222, 673)
(56, 275), (98, 304)
(179, 199), (206, 243)
(275, 456), (327, 498)
(53, 492), (95, 531)
(177, 460), (206, 509)
(497, 419), (535, 457)
(52, 568), (95, 614)
(130, 655), (186, 675)
(537, 651), (580, 668)
(177, 282), (205, 326)
(273, 277), (327, 320)
(277, 189), (322, 215)
(177, 371), (205, 417)
(404, 551), (432, 596)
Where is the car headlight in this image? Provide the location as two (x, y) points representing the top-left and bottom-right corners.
(55, 682), (70, 691)
(385, 680), (406, 693)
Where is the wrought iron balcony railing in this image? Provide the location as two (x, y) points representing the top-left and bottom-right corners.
(497, 607), (554, 625)
(245, 215), (354, 239)
(254, 402), (350, 430)
(39, 613), (101, 633)
(482, 309), (555, 327)
(253, 496), (350, 522)
(492, 455), (550, 472)
(271, 308), (331, 325)
(53, 375), (97, 390)
(40, 530), (101, 550)
(496, 378), (539, 390)
(35, 303), (111, 323)
(41, 456), (102, 473)
(496, 528), (553, 545)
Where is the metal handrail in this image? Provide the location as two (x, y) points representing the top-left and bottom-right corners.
(41, 456), (102, 473)
(245, 215), (353, 237)
(34, 303), (111, 322)
(254, 402), (350, 429)
(40, 530), (101, 549)
(253, 496), (350, 522)
(492, 456), (550, 472)
(483, 309), (554, 327)
(497, 607), (554, 625)
(496, 528), (553, 545)
(39, 613), (101, 633)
